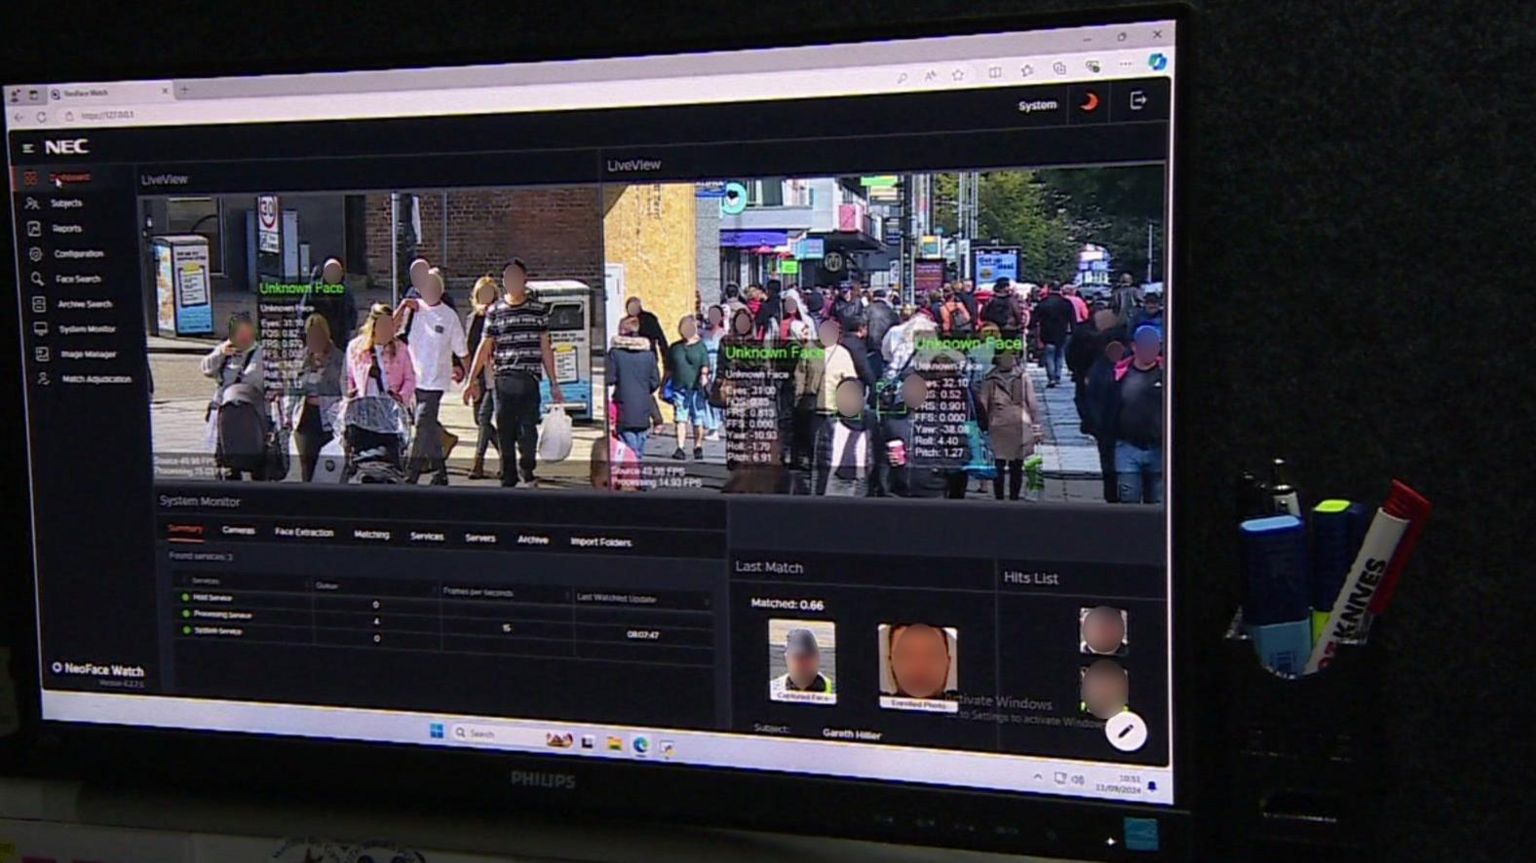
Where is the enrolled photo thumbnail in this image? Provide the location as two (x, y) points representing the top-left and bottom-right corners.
(767, 619), (836, 704)
(877, 622), (959, 713)
(1080, 605), (1128, 656)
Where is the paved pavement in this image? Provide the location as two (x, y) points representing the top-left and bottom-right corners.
(149, 352), (1107, 501)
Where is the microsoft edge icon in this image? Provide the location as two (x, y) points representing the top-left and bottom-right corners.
(1148, 53), (1168, 71)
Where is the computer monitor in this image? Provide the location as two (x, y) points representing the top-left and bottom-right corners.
(4, 6), (1189, 858)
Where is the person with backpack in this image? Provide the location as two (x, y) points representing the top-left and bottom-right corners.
(976, 348), (1043, 501)
(981, 278), (1022, 340)
(342, 303), (417, 481)
(200, 313), (269, 480)
(938, 286), (973, 335)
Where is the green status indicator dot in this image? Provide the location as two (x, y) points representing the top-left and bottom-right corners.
(181, 625), (192, 635)
(180, 593), (190, 602)
(181, 609), (191, 619)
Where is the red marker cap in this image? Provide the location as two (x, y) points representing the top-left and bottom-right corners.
(1368, 480), (1431, 614)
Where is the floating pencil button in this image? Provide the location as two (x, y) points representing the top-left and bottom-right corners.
(1105, 711), (1148, 752)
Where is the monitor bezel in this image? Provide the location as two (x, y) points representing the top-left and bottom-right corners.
(0, 4), (1206, 858)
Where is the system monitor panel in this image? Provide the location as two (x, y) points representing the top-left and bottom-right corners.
(6, 8), (1185, 859)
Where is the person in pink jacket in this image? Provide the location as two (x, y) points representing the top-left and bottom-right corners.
(341, 303), (416, 475)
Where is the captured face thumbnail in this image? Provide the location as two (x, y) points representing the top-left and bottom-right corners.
(878, 623), (959, 711)
(767, 619), (836, 704)
(1081, 658), (1130, 720)
(601, 166), (1166, 505)
(1080, 605), (1128, 656)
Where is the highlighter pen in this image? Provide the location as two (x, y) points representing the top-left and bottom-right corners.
(1360, 481), (1431, 636)
(1240, 515), (1311, 676)
(1269, 458), (1301, 516)
(1309, 500), (1369, 645)
(1304, 483), (1418, 674)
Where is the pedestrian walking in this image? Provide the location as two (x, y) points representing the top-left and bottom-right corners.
(1096, 324), (1163, 504)
(976, 348), (1043, 501)
(608, 315), (661, 463)
(201, 313), (269, 480)
(811, 378), (884, 497)
(666, 315), (713, 461)
(1033, 282), (1075, 387)
(464, 275), (501, 480)
(461, 258), (565, 489)
(290, 314), (345, 482)
(307, 257), (357, 352)
(343, 303), (417, 481)
(396, 267), (467, 485)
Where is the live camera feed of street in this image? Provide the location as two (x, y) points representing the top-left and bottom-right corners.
(145, 165), (1166, 504)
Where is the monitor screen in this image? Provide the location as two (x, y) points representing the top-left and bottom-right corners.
(5, 9), (1180, 848)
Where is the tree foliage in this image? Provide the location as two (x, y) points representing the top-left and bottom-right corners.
(926, 167), (1165, 283)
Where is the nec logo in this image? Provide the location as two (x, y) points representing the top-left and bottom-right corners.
(509, 770), (577, 791)
(44, 138), (90, 155)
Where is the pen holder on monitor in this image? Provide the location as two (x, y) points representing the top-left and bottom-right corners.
(1220, 611), (1383, 863)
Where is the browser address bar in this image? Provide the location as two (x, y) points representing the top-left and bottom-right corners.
(28, 48), (1168, 130)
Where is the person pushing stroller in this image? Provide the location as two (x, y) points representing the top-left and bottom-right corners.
(341, 303), (416, 483)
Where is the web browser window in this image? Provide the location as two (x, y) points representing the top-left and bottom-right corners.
(7, 18), (1177, 806)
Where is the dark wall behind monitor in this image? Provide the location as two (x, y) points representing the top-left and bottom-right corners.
(3, 1), (1530, 860)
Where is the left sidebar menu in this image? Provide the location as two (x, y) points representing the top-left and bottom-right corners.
(14, 158), (162, 696)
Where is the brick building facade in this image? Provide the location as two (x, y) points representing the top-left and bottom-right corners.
(363, 187), (602, 294)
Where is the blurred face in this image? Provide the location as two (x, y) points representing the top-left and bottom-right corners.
(230, 321), (256, 349)
(890, 625), (950, 699)
(502, 263), (526, 296)
(818, 320), (840, 346)
(784, 298), (799, 317)
(1120, 273), (1135, 287)
(732, 310), (754, 336)
(371, 313), (397, 344)
(1082, 607), (1126, 654)
(834, 380), (864, 417)
(707, 306), (724, 327)
(787, 650), (820, 687)
(680, 317), (698, 340)
(408, 259), (431, 290)
(419, 272), (445, 305)
(305, 324), (330, 353)
(1133, 332), (1161, 365)
(1093, 309), (1117, 332)
(626, 298), (642, 316)
(1104, 340), (1125, 362)
(321, 260), (343, 285)
(1082, 660), (1129, 719)
(901, 375), (928, 410)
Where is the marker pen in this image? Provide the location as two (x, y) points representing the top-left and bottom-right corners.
(1241, 515), (1311, 676)
(1269, 458), (1301, 516)
(1304, 483), (1418, 674)
(1361, 481), (1431, 636)
(1309, 500), (1369, 645)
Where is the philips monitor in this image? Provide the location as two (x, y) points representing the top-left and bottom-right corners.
(4, 7), (1191, 859)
